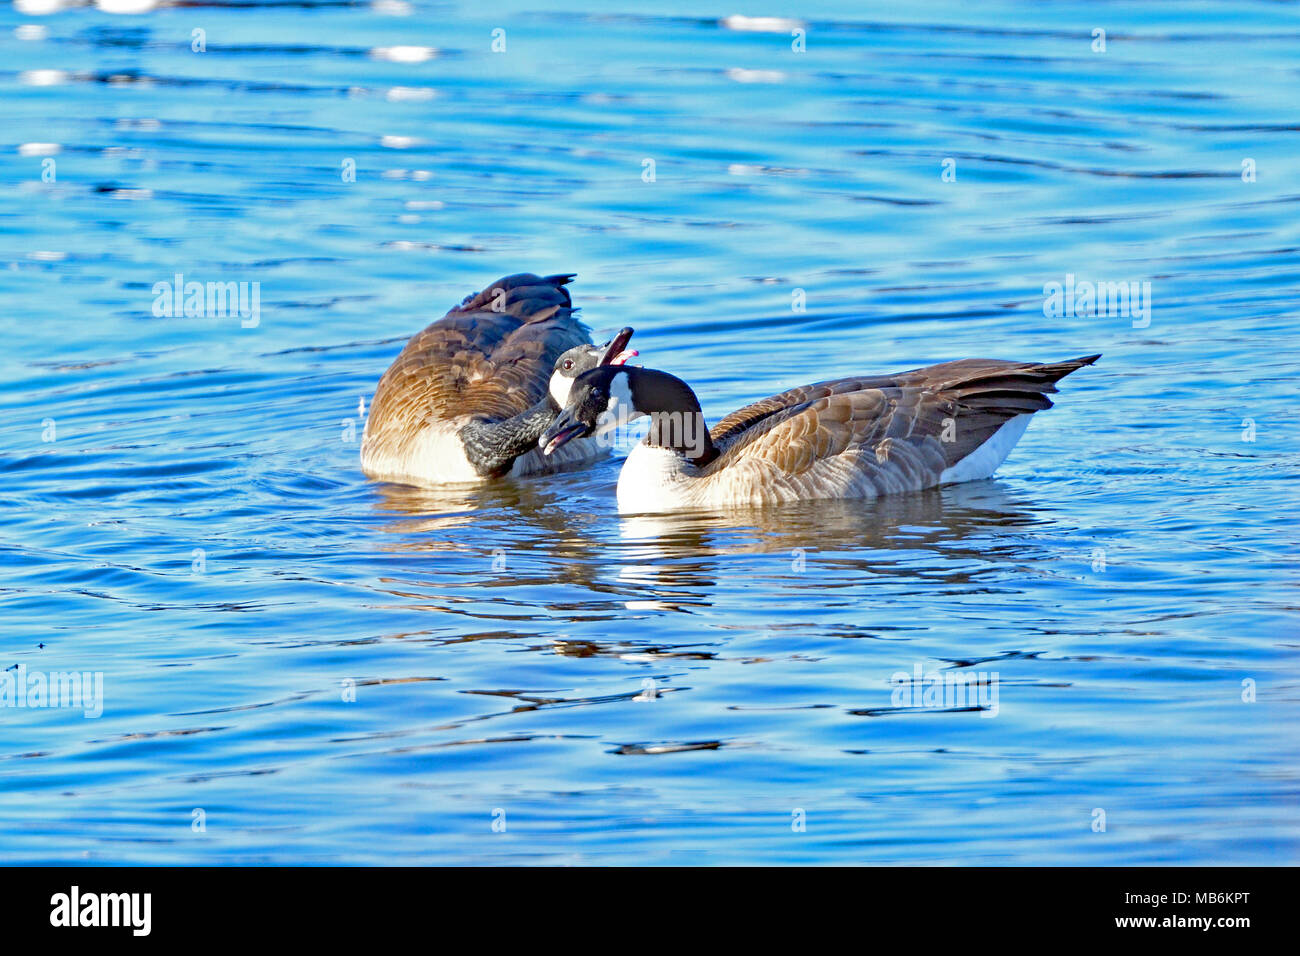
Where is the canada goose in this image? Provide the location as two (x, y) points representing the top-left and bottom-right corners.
(360, 273), (636, 486)
(540, 354), (1100, 512)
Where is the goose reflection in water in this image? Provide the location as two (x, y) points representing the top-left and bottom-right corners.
(611, 481), (1048, 611)
(364, 467), (1050, 625)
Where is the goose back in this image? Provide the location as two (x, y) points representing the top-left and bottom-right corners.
(361, 273), (591, 483)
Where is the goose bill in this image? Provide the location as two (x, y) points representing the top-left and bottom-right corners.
(541, 411), (587, 456)
(599, 327), (636, 366)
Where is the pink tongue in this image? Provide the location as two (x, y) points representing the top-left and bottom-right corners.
(610, 350), (638, 366)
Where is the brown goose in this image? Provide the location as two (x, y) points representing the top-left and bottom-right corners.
(540, 354), (1100, 512)
(360, 273), (635, 486)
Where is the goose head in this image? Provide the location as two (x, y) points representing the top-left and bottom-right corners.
(541, 365), (714, 463)
(542, 365), (636, 456)
(548, 327), (636, 409)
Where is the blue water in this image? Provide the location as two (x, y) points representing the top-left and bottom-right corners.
(1, 0), (1298, 864)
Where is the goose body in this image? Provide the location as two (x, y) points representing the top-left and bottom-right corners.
(360, 273), (634, 486)
(542, 355), (1099, 513)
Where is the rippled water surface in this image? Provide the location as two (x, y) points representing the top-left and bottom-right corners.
(2, 1), (1298, 864)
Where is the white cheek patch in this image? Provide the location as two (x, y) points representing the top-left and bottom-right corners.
(595, 374), (640, 437)
(549, 371), (573, 408)
(609, 372), (635, 410)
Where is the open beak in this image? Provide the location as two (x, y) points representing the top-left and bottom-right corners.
(598, 326), (637, 367)
(541, 409), (588, 456)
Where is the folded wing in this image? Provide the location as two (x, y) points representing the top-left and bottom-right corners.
(366, 273), (590, 442)
(702, 355), (1099, 500)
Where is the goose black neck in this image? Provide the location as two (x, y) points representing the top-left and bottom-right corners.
(622, 367), (718, 468)
(459, 397), (557, 478)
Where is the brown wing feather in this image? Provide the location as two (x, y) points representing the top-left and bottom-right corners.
(702, 356), (1098, 497)
(364, 274), (591, 448)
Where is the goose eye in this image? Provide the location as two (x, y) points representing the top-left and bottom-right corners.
(562, 359), (574, 371)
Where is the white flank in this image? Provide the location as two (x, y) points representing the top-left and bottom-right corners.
(361, 419), (609, 487)
(361, 423), (481, 484)
(939, 414), (1033, 484)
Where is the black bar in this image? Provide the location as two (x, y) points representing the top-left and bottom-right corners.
(0, 866), (1284, 941)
